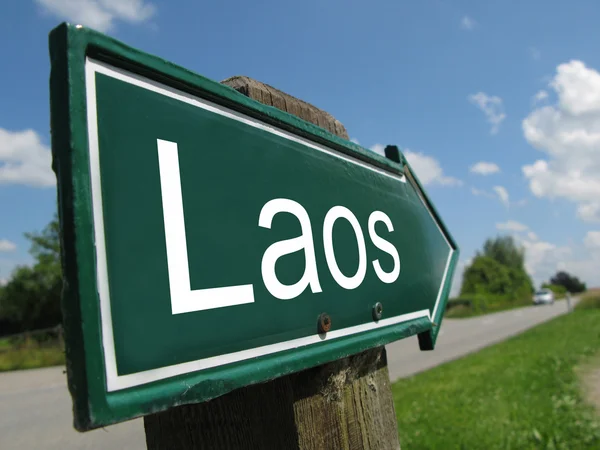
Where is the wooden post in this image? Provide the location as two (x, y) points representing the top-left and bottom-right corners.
(143, 77), (401, 450)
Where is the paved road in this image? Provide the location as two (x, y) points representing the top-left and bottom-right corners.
(0, 301), (573, 450)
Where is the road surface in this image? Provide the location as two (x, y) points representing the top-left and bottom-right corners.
(0, 301), (573, 450)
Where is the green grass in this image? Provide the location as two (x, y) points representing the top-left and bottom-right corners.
(393, 310), (600, 449)
(0, 338), (10, 350)
(0, 338), (65, 371)
(444, 304), (474, 318)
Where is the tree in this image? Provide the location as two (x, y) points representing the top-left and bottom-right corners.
(506, 266), (535, 299)
(461, 256), (511, 296)
(0, 216), (62, 331)
(541, 283), (567, 296)
(460, 235), (534, 299)
(549, 271), (586, 294)
(480, 235), (525, 270)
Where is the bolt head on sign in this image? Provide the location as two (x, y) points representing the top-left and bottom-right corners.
(49, 23), (458, 431)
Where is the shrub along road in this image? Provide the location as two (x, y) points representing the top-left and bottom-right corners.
(0, 300), (577, 450)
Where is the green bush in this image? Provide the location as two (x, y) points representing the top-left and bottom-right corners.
(542, 283), (567, 294)
(507, 267), (534, 299)
(445, 294), (531, 318)
(541, 283), (567, 299)
(445, 304), (473, 318)
(446, 297), (474, 310)
(549, 271), (587, 293)
(0, 338), (65, 371)
(460, 236), (534, 302)
(461, 256), (511, 296)
(0, 218), (62, 332)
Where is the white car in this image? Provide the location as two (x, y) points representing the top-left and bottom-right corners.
(533, 289), (555, 305)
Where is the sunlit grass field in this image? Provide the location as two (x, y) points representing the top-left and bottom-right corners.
(393, 308), (600, 449)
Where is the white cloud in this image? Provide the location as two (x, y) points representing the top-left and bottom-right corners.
(460, 16), (476, 31)
(551, 60), (600, 115)
(404, 150), (462, 186)
(0, 129), (55, 187)
(471, 187), (495, 198)
(520, 237), (572, 286)
(0, 278), (6, 287)
(512, 231), (600, 289)
(370, 143), (385, 156)
(577, 203), (600, 223)
(529, 47), (541, 61)
(496, 220), (528, 232)
(532, 90), (549, 105)
(584, 231), (600, 249)
(556, 258), (600, 289)
(0, 240), (16, 252)
(369, 144), (462, 187)
(522, 60), (600, 223)
(493, 185), (509, 208)
(470, 161), (500, 175)
(469, 92), (506, 134)
(36, 0), (156, 33)
(471, 186), (522, 208)
(350, 138), (360, 145)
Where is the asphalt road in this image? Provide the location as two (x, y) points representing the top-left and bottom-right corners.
(0, 300), (573, 450)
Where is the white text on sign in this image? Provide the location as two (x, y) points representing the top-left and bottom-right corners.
(258, 199), (400, 300)
(157, 139), (400, 314)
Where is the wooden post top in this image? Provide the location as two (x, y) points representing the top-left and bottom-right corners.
(222, 75), (350, 140)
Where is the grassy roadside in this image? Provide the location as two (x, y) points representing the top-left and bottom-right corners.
(445, 297), (533, 318)
(576, 290), (600, 310)
(393, 309), (600, 449)
(0, 338), (65, 371)
(445, 289), (575, 318)
(0, 337), (10, 350)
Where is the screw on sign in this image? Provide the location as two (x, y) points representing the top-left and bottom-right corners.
(318, 313), (332, 334)
(372, 302), (384, 321)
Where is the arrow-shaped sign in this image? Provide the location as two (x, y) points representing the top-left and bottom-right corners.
(50, 23), (458, 430)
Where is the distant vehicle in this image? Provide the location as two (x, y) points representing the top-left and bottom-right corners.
(533, 289), (555, 305)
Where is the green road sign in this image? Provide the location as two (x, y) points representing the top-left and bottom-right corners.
(49, 23), (458, 431)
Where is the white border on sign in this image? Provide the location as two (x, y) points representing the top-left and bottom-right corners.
(85, 58), (454, 392)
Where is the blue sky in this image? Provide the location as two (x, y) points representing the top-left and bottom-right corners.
(1, 0), (600, 293)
